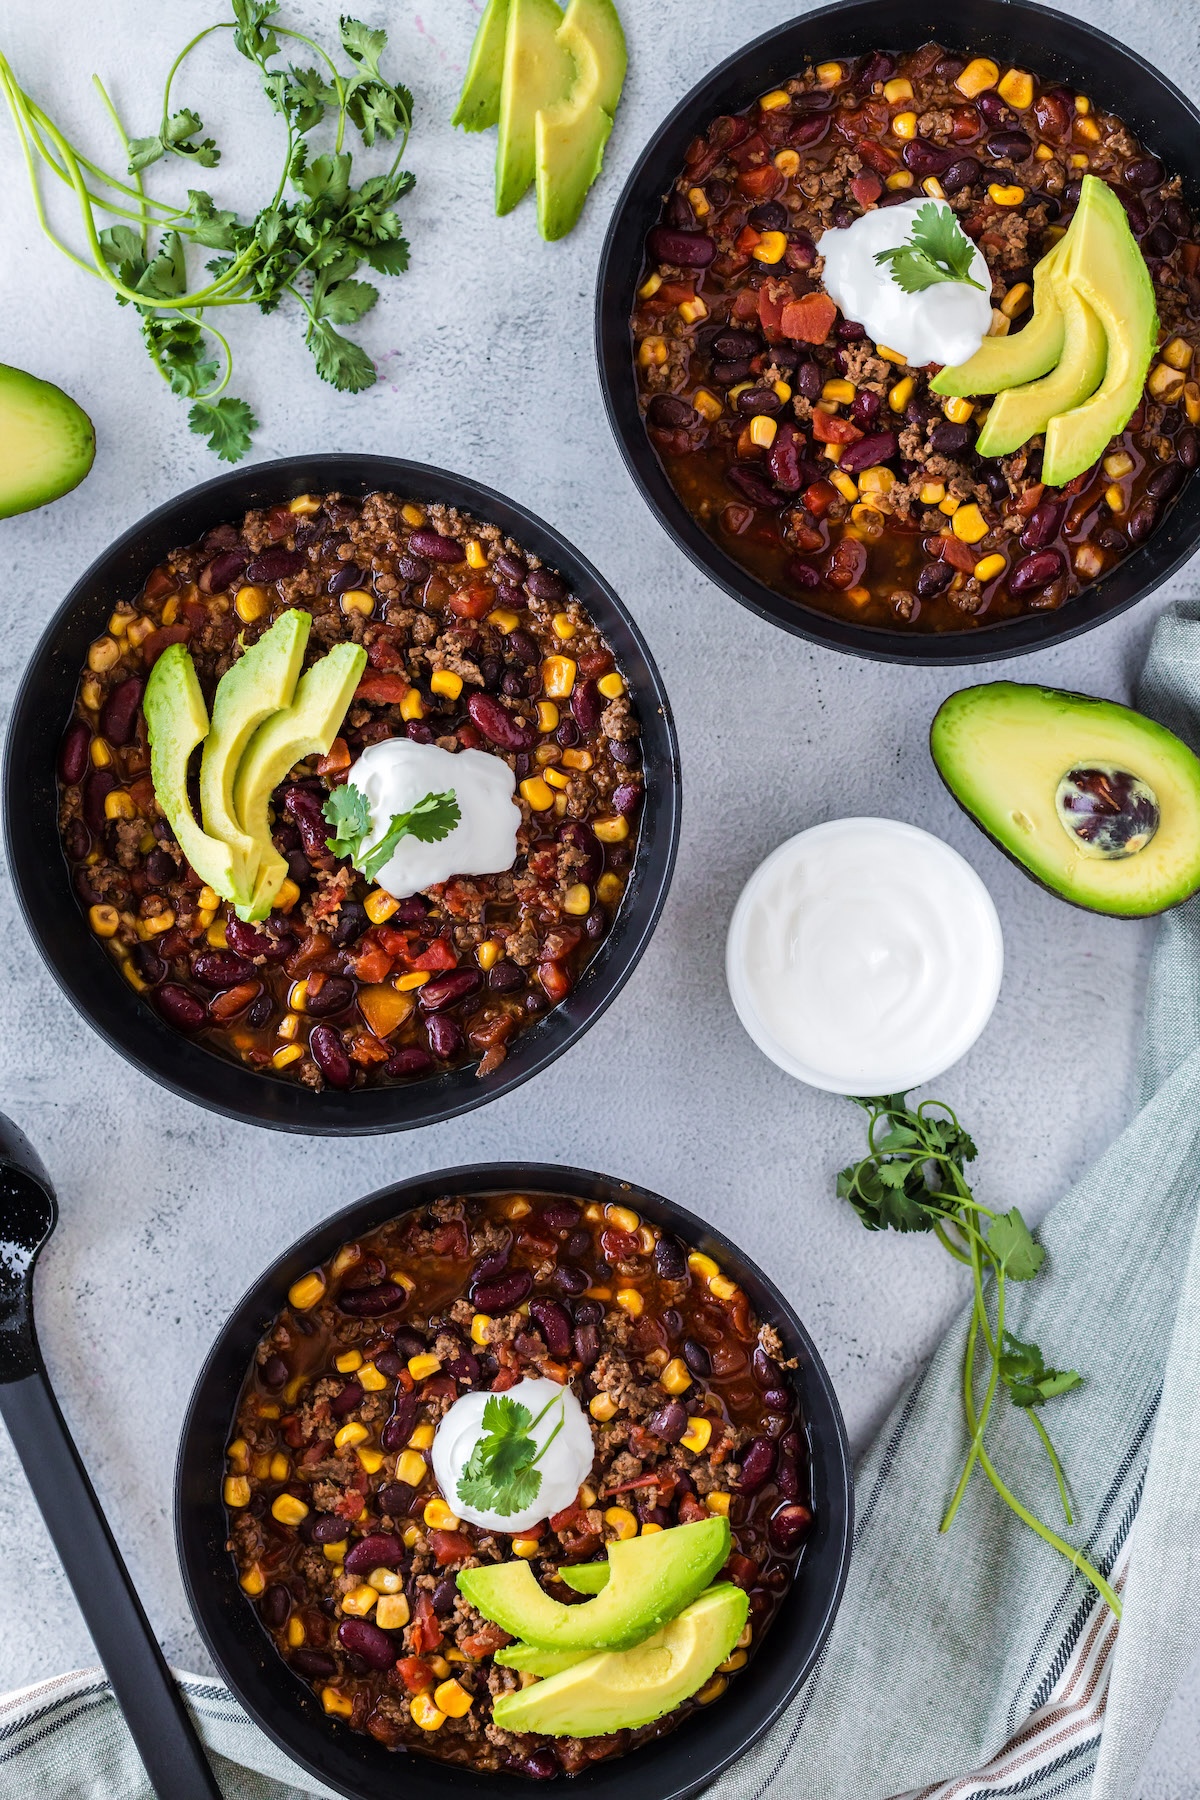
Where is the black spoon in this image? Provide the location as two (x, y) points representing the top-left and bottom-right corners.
(0, 1111), (222, 1800)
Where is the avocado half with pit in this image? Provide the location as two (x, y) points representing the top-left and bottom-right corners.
(0, 363), (95, 519)
(931, 682), (1200, 917)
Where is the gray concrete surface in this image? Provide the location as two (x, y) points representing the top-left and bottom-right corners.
(0, 1), (1197, 1793)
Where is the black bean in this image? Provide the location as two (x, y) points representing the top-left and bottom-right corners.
(647, 1402), (688, 1443)
(929, 421), (971, 454)
(682, 1339), (712, 1377)
(654, 1236), (687, 1279)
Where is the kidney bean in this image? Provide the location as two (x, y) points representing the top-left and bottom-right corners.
(423, 1013), (462, 1060)
(728, 464), (785, 509)
(765, 426), (801, 493)
(303, 1515), (346, 1546)
(1126, 497), (1160, 543)
(855, 48), (895, 88)
(81, 767), (116, 833)
(1165, 198), (1193, 234)
(647, 394), (697, 430)
(479, 960), (521, 1000)
(942, 156), (982, 194)
(572, 1322), (600, 1367)
(260, 1583), (290, 1629)
(382, 1044), (434, 1081)
(406, 529), (463, 564)
(846, 390), (880, 432)
(156, 984), (206, 1031)
(135, 951), (165, 988)
(736, 386), (783, 418)
(63, 818), (91, 862)
(245, 548), (304, 583)
(929, 421), (974, 457)
(1018, 501), (1064, 550)
(97, 676), (144, 748)
(221, 917), (272, 960)
(374, 1483), (413, 1519)
(396, 554), (428, 583)
(1145, 222), (1177, 259)
(296, 973), (353, 1020)
(59, 719), (93, 786)
(290, 1648), (336, 1679)
(344, 1534), (406, 1575)
(327, 562), (364, 595)
(647, 226), (715, 267)
(560, 1229), (591, 1265)
(1177, 429), (1199, 471)
(1125, 154), (1164, 190)
(752, 1345), (782, 1388)
(568, 679), (602, 735)
(191, 950), (255, 988)
(542, 1200), (579, 1230)
(465, 690), (536, 752)
(986, 130), (1031, 163)
(1145, 463), (1184, 501)
(554, 1263), (590, 1297)
(903, 137), (954, 177)
(682, 1339), (712, 1377)
(381, 1394), (419, 1452)
(471, 1242), (512, 1287)
(769, 1501), (813, 1554)
(258, 1358), (288, 1394)
(521, 1750), (561, 1781)
(448, 1351), (480, 1386)
(776, 1456), (802, 1500)
(373, 1351), (405, 1379)
(338, 1282), (408, 1317)
(974, 90), (1015, 126)
(645, 1401), (688, 1444)
(1009, 548), (1065, 594)
(1033, 87), (1072, 139)
(473, 1268), (533, 1313)
(426, 1573), (459, 1617)
(787, 558), (821, 590)
(528, 1297), (572, 1356)
(838, 430), (898, 476)
(493, 552), (527, 584)
(524, 569), (567, 607)
(785, 230), (818, 271)
(739, 1436), (778, 1493)
(330, 1380), (364, 1418)
(337, 1618), (396, 1670)
(416, 969), (482, 1016)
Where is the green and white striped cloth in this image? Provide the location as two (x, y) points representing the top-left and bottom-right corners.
(7, 603), (1200, 1799)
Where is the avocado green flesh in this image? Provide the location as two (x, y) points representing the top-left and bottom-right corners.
(976, 273), (1107, 458)
(457, 1516), (731, 1651)
(492, 1585), (749, 1737)
(0, 363), (95, 519)
(496, 1642), (592, 1675)
(930, 242), (1065, 399)
(1042, 175), (1158, 486)
(557, 1561), (609, 1593)
(198, 610), (311, 905)
(495, 0), (574, 216)
(452, 0), (510, 130)
(232, 642), (366, 922)
(535, 0), (626, 240)
(931, 682), (1200, 917)
(143, 645), (239, 901)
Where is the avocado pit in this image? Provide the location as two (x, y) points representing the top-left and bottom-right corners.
(1055, 765), (1160, 859)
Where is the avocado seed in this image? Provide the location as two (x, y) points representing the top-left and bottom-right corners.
(1055, 766), (1160, 859)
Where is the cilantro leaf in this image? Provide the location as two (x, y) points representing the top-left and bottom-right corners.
(999, 1332), (1083, 1409)
(187, 396), (258, 463)
(987, 1208), (1045, 1281)
(232, 0), (281, 62)
(322, 785), (461, 879)
(454, 1392), (565, 1517)
(340, 17), (388, 74)
(874, 201), (986, 294)
(182, 191), (243, 252)
(305, 317), (376, 392)
(143, 316), (220, 397)
(322, 783), (371, 859)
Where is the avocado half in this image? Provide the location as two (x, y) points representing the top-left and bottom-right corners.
(931, 682), (1200, 918)
(0, 362), (95, 518)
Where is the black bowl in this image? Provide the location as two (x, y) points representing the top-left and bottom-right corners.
(177, 1163), (853, 1800)
(596, 0), (1200, 665)
(4, 456), (680, 1134)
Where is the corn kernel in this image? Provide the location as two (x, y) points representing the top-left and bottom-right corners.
(1105, 484), (1126, 513)
(726, 381), (753, 405)
(272, 1043), (304, 1069)
(458, 538), (486, 573)
(816, 61), (843, 85)
(641, 1521), (664, 1535)
(686, 185), (710, 218)
(410, 1693), (446, 1731)
(773, 379), (793, 405)
(888, 376), (915, 412)
(998, 68), (1033, 108)
(1069, 152), (1090, 169)
(1148, 362), (1186, 403)
(276, 877), (301, 911)
(336, 588), (375, 620)
(334, 1422), (369, 1452)
(358, 1362), (387, 1393)
(227, 1438), (251, 1476)
(276, 1010), (301, 1043)
(288, 493), (321, 515)
(235, 584), (271, 623)
(988, 183), (1025, 206)
(749, 415), (777, 449)
(882, 76), (913, 101)
(322, 1539), (347, 1563)
(822, 378), (856, 405)
(1075, 116), (1100, 142)
(334, 1351), (364, 1378)
(401, 1523), (420, 1549)
(556, 882), (591, 919)
(919, 480), (946, 505)
(520, 776), (555, 812)
(597, 672), (626, 700)
(593, 816), (629, 843)
(109, 609), (130, 636)
(752, 230), (788, 265)
(1163, 337), (1194, 372)
(952, 504), (989, 544)
(943, 396), (975, 425)
(661, 1358), (693, 1396)
(288, 1271), (325, 1311)
(759, 88), (790, 110)
(80, 676), (103, 710)
(399, 688), (425, 722)
(396, 969), (429, 991)
(589, 1393), (618, 1422)
(594, 872), (623, 908)
(423, 1498), (461, 1531)
(688, 1251), (720, 1280)
(395, 1449), (427, 1487)
(638, 271), (663, 300)
(368, 1570), (403, 1599)
(88, 636), (120, 673)
(706, 1492), (731, 1516)
(271, 1493), (309, 1527)
(532, 702), (560, 738)
(286, 1616), (305, 1647)
(376, 1593), (410, 1630)
(693, 387), (723, 421)
(541, 655), (577, 699)
(1103, 451), (1134, 478)
(511, 1535), (541, 1558)
(322, 1686), (354, 1718)
(408, 1352), (442, 1382)
(679, 296), (709, 324)
(637, 336), (668, 369)
(472, 939), (500, 976)
(973, 553), (1006, 583)
(409, 1423), (436, 1450)
(341, 1583), (379, 1616)
(615, 1287), (644, 1317)
(719, 1650), (749, 1672)
(224, 1475), (251, 1508)
(364, 888), (401, 924)
(88, 903), (120, 938)
(269, 1451), (290, 1483)
(1184, 381), (1200, 425)
(1034, 142), (1055, 161)
(429, 668), (463, 701)
(90, 737), (112, 769)
(956, 57), (999, 97)
(487, 608), (521, 635)
(891, 111), (917, 139)
(939, 494), (961, 515)
(682, 1416), (713, 1455)
(434, 1678), (473, 1718)
(922, 176), (946, 200)
(774, 149), (801, 176)
(1000, 282), (1032, 319)
(470, 1313), (493, 1347)
(885, 170), (915, 190)
(605, 1506), (638, 1540)
(710, 1274), (739, 1300)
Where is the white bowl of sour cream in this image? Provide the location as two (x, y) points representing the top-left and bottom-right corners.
(726, 818), (1003, 1094)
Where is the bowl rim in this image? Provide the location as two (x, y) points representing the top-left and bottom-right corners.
(3, 454), (681, 1135)
(594, 0), (1200, 666)
(175, 1162), (854, 1800)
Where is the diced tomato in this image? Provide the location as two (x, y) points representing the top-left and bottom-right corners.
(725, 1553), (760, 1591)
(1015, 482), (1045, 517)
(143, 567), (177, 602)
(803, 479), (838, 518)
(549, 1502), (585, 1532)
(396, 1656), (436, 1693)
(780, 293), (837, 343)
(731, 289), (761, 322)
(677, 1494), (708, 1524)
(316, 737), (351, 776)
(735, 224), (762, 256)
(266, 504), (294, 540)
(367, 637), (405, 671)
(355, 672), (409, 705)
(640, 280), (695, 317)
(349, 1034), (390, 1065)
(727, 131), (769, 172)
(738, 163), (783, 200)
(491, 1364), (519, 1392)
(428, 1529), (476, 1566)
(934, 531), (979, 573)
(757, 288), (786, 339)
(810, 408), (862, 445)
(351, 943), (394, 984)
(141, 623), (191, 666)
(460, 1622), (512, 1658)
(456, 723), (483, 750)
(209, 982), (259, 1021)
(537, 962), (572, 1004)
(1182, 242), (1200, 278)
(850, 171), (883, 206)
(608, 1472), (663, 1493)
(412, 1591), (443, 1652)
(411, 937), (457, 971)
(447, 584), (494, 620)
(431, 1219), (469, 1258)
(129, 775), (157, 812)
(856, 138), (897, 175)
(376, 926), (414, 957)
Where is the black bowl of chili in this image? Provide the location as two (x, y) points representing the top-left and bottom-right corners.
(4, 456), (680, 1133)
(596, 0), (1200, 664)
(176, 1163), (853, 1800)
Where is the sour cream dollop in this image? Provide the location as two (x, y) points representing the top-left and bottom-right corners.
(350, 737), (519, 898)
(726, 818), (1003, 1093)
(819, 200), (992, 367)
(432, 1377), (595, 1534)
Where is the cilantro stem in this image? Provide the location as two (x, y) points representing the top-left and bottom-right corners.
(1029, 1410), (1074, 1525)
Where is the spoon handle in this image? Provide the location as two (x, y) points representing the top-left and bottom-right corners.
(0, 1369), (223, 1800)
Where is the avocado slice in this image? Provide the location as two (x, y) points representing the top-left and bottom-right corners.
(557, 1560), (609, 1594)
(0, 363), (95, 519)
(496, 1642), (592, 1675)
(451, 0), (510, 131)
(231, 641), (366, 922)
(492, 1584), (749, 1737)
(534, 0), (626, 241)
(930, 682), (1200, 917)
(496, 0), (574, 216)
(930, 241), (1065, 399)
(198, 610), (311, 906)
(457, 1516), (731, 1651)
(1042, 175), (1159, 486)
(143, 643), (239, 902)
(975, 270), (1107, 459)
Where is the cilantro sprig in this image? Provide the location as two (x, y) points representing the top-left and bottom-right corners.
(323, 783), (460, 882)
(873, 201), (986, 294)
(838, 1095), (1120, 1617)
(456, 1392), (566, 1517)
(0, 1), (415, 461)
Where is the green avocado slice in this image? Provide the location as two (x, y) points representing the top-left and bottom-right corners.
(534, 0), (626, 241)
(143, 643), (239, 901)
(231, 641), (366, 922)
(930, 240), (1065, 399)
(556, 1561), (609, 1594)
(492, 1584), (749, 1737)
(496, 0), (574, 216)
(0, 363), (95, 519)
(198, 609), (311, 906)
(457, 1517), (731, 1651)
(1041, 175), (1159, 486)
(495, 1642), (592, 1675)
(451, 0), (510, 131)
(975, 270), (1107, 459)
(930, 681), (1200, 917)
